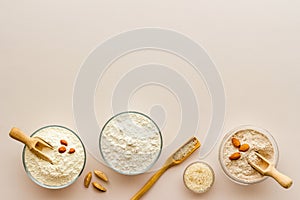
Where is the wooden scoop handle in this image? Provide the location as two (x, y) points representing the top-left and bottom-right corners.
(9, 127), (32, 148)
(131, 164), (171, 200)
(267, 167), (293, 189)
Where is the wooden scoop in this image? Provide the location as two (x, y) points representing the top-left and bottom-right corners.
(131, 137), (201, 200)
(247, 152), (292, 189)
(9, 127), (54, 164)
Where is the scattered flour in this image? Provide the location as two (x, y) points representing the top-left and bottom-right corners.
(23, 126), (85, 187)
(221, 129), (275, 183)
(184, 162), (214, 193)
(100, 112), (162, 175)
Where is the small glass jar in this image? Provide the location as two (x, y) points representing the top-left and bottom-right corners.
(183, 161), (215, 193)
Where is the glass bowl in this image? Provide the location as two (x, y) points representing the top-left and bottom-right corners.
(183, 161), (215, 193)
(219, 125), (279, 185)
(22, 125), (86, 189)
(99, 111), (163, 175)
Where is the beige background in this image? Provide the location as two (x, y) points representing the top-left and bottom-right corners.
(1, 0), (299, 199)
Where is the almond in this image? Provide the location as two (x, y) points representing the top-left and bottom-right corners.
(84, 172), (92, 188)
(92, 182), (107, 192)
(68, 148), (76, 154)
(94, 170), (108, 182)
(58, 146), (66, 153)
(229, 152), (241, 160)
(239, 144), (250, 152)
(231, 138), (241, 148)
(60, 139), (68, 146)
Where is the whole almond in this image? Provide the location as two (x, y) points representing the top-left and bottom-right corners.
(94, 170), (108, 182)
(239, 144), (250, 152)
(231, 138), (241, 148)
(84, 172), (92, 188)
(229, 152), (241, 160)
(92, 182), (107, 192)
(68, 148), (76, 154)
(60, 139), (68, 146)
(58, 146), (66, 153)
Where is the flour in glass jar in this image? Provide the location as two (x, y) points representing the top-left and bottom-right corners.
(100, 112), (162, 175)
(23, 126), (85, 187)
(222, 129), (275, 183)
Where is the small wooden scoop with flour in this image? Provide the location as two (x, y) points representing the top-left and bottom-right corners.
(131, 137), (201, 200)
(9, 127), (54, 164)
(247, 152), (292, 189)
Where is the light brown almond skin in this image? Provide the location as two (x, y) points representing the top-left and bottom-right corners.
(231, 138), (241, 148)
(84, 172), (92, 188)
(60, 139), (68, 146)
(239, 144), (250, 152)
(92, 182), (107, 192)
(229, 152), (241, 160)
(58, 146), (66, 153)
(94, 170), (108, 182)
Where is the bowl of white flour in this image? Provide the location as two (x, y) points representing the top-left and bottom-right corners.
(99, 111), (163, 175)
(22, 125), (86, 189)
(219, 125), (279, 185)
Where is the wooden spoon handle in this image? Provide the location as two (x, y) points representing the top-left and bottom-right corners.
(268, 167), (293, 189)
(131, 164), (171, 200)
(9, 127), (32, 148)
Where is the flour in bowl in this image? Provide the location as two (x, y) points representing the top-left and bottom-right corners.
(221, 129), (275, 183)
(100, 112), (162, 175)
(23, 126), (86, 188)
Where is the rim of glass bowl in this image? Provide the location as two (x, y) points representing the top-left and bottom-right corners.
(218, 125), (279, 185)
(22, 125), (87, 189)
(99, 111), (163, 175)
(183, 161), (215, 193)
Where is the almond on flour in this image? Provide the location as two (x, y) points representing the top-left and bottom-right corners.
(229, 152), (241, 160)
(231, 138), (241, 148)
(239, 144), (250, 152)
(68, 148), (76, 154)
(58, 146), (66, 153)
(60, 139), (68, 146)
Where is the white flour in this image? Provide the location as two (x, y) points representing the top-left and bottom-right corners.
(221, 129), (275, 183)
(100, 112), (162, 175)
(24, 126), (85, 187)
